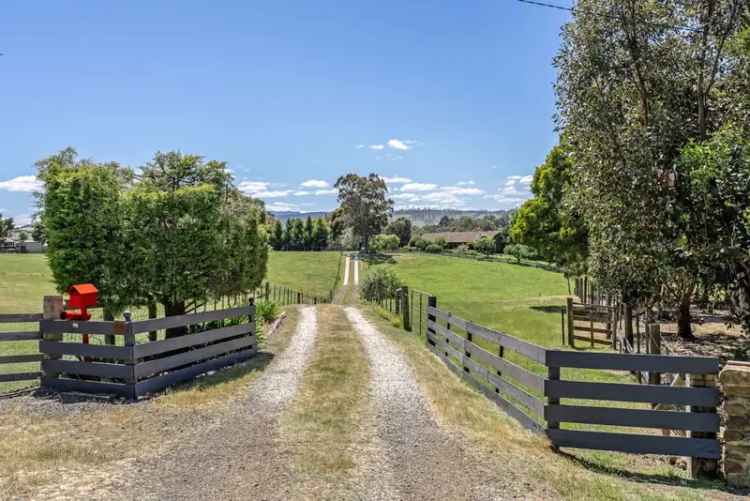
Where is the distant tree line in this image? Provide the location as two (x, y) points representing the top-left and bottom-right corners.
(419, 214), (510, 234)
(268, 217), (332, 251)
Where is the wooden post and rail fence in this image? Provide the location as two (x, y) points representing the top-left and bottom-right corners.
(1, 296), (258, 399)
(425, 298), (723, 470)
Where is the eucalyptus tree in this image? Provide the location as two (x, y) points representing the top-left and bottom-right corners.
(556, 0), (746, 337)
(334, 173), (393, 252)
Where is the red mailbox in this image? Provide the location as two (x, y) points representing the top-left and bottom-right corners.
(63, 283), (98, 321)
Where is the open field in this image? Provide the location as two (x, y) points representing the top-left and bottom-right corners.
(266, 251), (341, 298)
(370, 253), (570, 349)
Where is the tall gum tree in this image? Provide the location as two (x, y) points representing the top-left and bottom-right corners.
(555, 0), (746, 338)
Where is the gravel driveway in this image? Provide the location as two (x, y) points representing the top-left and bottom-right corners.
(113, 306), (320, 501)
(344, 306), (548, 501)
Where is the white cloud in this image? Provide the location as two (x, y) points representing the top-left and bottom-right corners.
(456, 180), (475, 186)
(441, 186), (484, 196)
(355, 144), (365, 149)
(266, 202), (300, 212)
(382, 176), (412, 184)
(0, 175), (43, 193)
(237, 181), (270, 194)
(387, 138), (410, 151)
(238, 180), (291, 198)
(255, 190), (292, 198)
(401, 182), (438, 192)
(483, 174), (534, 208)
(293, 190), (311, 196)
(369, 144), (385, 150)
(301, 179), (329, 189)
(314, 188), (338, 196)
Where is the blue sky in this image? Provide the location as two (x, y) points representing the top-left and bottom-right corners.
(0, 1), (570, 223)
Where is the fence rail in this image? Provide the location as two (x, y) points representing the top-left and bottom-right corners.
(0, 313), (42, 384)
(425, 302), (721, 461)
(39, 303), (257, 399)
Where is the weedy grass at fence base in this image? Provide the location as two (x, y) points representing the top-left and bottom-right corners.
(267, 250), (341, 298)
(279, 305), (369, 489)
(361, 304), (731, 501)
(0, 306), (300, 499)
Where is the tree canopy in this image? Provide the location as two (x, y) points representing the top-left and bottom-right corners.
(37, 149), (268, 334)
(334, 173), (393, 252)
(556, 0), (747, 337)
(510, 144), (587, 275)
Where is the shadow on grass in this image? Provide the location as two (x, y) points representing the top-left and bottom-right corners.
(359, 253), (396, 265)
(557, 449), (748, 496)
(529, 305), (565, 314)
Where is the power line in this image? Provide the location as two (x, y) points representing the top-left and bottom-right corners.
(517, 0), (572, 12)
(513, 0), (705, 34)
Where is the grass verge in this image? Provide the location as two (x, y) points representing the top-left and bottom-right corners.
(360, 304), (734, 501)
(279, 304), (369, 491)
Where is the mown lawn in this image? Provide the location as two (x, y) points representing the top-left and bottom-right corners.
(0, 254), (57, 392)
(266, 251), (342, 298)
(372, 253), (570, 349)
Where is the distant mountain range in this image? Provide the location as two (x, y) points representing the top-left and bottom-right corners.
(269, 209), (512, 226)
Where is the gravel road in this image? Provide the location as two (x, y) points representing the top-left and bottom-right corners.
(114, 306), (320, 501)
(345, 306), (547, 501)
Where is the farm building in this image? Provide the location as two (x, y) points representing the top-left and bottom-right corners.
(1, 225), (44, 253)
(421, 230), (499, 248)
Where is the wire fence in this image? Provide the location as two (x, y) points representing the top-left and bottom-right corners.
(372, 286), (435, 338)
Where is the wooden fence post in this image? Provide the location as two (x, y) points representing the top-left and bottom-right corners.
(648, 324), (661, 386)
(265, 282), (270, 302)
(41, 296), (64, 385)
(566, 297), (575, 348)
(624, 304), (634, 350)
(401, 286), (411, 332)
(547, 364), (560, 450)
(687, 372), (718, 478)
(426, 296), (437, 346)
(123, 311), (136, 401)
(394, 289), (401, 316)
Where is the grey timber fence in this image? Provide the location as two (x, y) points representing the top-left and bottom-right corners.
(39, 303), (257, 399)
(0, 313), (43, 388)
(426, 303), (722, 461)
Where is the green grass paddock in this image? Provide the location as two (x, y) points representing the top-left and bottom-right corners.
(266, 251), (342, 299)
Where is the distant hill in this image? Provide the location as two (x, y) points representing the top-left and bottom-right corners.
(391, 209), (512, 227)
(269, 211), (329, 223)
(270, 208), (512, 226)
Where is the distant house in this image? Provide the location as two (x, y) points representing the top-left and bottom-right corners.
(1, 224), (45, 253)
(421, 231), (499, 249)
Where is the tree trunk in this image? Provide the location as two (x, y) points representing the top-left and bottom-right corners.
(676, 295), (693, 339)
(148, 302), (158, 342)
(164, 300), (187, 338)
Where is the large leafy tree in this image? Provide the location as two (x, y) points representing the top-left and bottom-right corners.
(678, 127), (750, 333)
(386, 217), (412, 247)
(0, 214), (14, 240)
(556, 0), (746, 337)
(510, 144), (588, 275)
(125, 152), (267, 336)
(334, 173), (393, 252)
(39, 149), (267, 337)
(37, 148), (130, 313)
